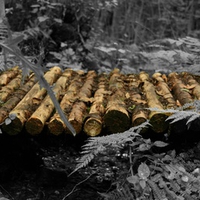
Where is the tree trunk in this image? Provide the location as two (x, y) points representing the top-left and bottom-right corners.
(2, 66), (62, 135)
(83, 75), (107, 136)
(48, 71), (84, 135)
(25, 69), (73, 135)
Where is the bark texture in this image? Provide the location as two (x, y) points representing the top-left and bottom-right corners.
(25, 69), (73, 135)
(83, 75), (107, 136)
(66, 70), (97, 134)
(104, 69), (130, 133)
(2, 66), (62, 135)
(0, 74), (36, 124)
(139, 72), (168, 133)
(48, 71), (84, 135)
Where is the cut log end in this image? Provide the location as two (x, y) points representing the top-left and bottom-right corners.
(84, 117), (102, 136)
(2, 117), (23, 135)
(149, 113), (168, 133)
(48, 118), (65, 136)
(104, 110), (130, 133)
(25, 118), (44, 135)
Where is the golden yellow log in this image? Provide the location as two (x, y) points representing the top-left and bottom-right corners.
(25, 69), (73, 135)
(168, 72), (193, 106)
(0, 73), (22, 102)
(152, 72), (176, 108)
(0, 66), (19, 86)
(0, 74), (36, 124)
(139, 72), (168, 133)
(2, 66), (62, 135)
(83, 75), (107, 136)
(48, 71), (83, 135)
(104, 69), (130, 133)
(66, 70), (97, 134)
(182, 72), (200, 100)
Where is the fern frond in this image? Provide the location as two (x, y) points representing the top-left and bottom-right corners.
(70, 121), (150, 175)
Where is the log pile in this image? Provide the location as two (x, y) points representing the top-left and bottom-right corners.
(0, 67), (200, 136)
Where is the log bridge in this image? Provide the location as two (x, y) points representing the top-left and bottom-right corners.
(0, 66), (199, 137)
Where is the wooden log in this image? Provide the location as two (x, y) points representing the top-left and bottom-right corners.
(139, 72), (168, 133)
(0, 73), (22, 102)
(126, 74), (148, 127)
(2, 66), (62, 135)
(0, 66), (19, 86)
(104, 69), (130, 133)
(25, 69), (73, 135)
(65, 70), (97, 134)
(83, 75), (107, 136)
(0, 74), (36, 124)
(152, 72), (176, 108)
(48, 71), (84, 135)
(182, 72), (200, 100)
(168, 72), (193, 106)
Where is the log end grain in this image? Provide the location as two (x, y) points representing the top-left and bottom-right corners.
(104, 110), (130, 133)
(84, 117), (102, 136)
(48, 118), (65, 136)
(2, 117), (23, 135)
(25, 117), (44, 135)
(149, 112), (168, 133)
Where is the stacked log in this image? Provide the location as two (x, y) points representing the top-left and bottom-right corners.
(1, 66), (200, 137)
(104, 69), (130, 133)
(0, 66), (19, 86)
(168, 72), (193, 106)
(139, 72), (169, 133)
(25, 69), (73, 135)
(0, 74), (36, 124)
(125, 74), (148, 127)
(48, 71), (84, 135)
(0, 73), (22, 102)
(2, 66), (62, 135)
(83, 74), (107, 136)
(65, 70), (97, 134)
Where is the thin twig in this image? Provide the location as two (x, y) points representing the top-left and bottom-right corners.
(62, 173), (94, 200)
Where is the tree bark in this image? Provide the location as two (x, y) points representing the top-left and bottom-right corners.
(104, 69), (130, 133)
(2, 66), (62, 135)
(66, 70), (97, 134)
(139, 72), (168, 133)
(168, 72), (193, 106)
(0, 74), (36, 124)
(0, 66), (19, 86)
(83, 75), (107, 136)
(25, 69), (73, 135)
(0, 73), (21, 102)
(182, 72), (200, 100)
(48, 71), (84, 135)
(152, 72), (176, 109)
